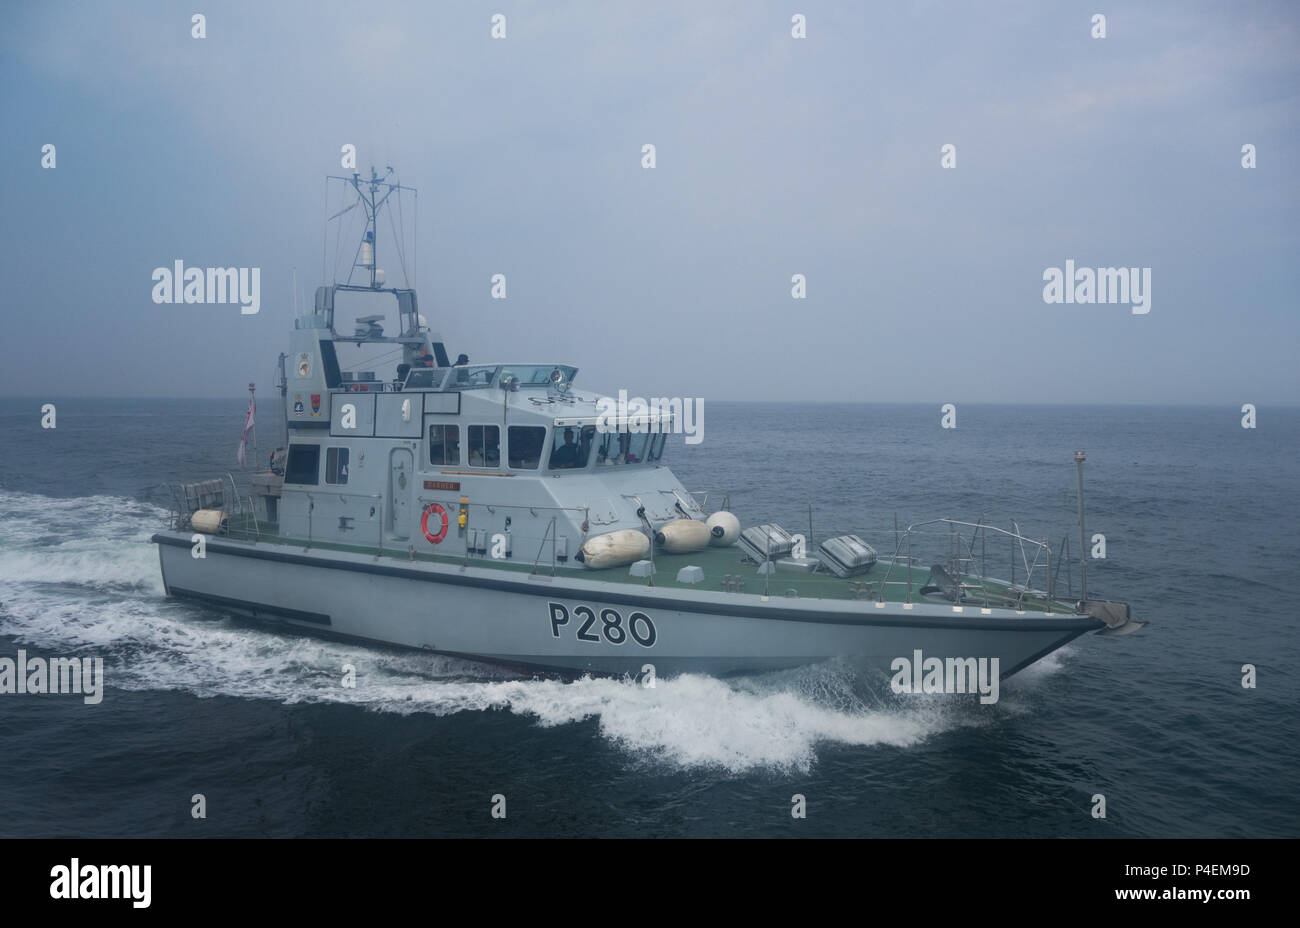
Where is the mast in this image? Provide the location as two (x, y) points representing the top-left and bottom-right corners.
(277, 352), (288, 454)
(1075, 450), (1087, 602)
(248, 382), (257, 470)
(321, 165), (434, 358)
(326, 165), (417, 291)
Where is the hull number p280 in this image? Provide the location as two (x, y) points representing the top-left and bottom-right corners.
(548, 602), (657, 647)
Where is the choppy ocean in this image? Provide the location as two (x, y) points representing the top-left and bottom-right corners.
(1, 398), (1296, 837)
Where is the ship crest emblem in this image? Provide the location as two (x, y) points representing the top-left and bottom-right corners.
(293, 394), (304, 416)
(310, 394), (321, 416)
(297, 353), (311, 378)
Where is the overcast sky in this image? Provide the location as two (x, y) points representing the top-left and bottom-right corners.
(2, 0), (1297, 404)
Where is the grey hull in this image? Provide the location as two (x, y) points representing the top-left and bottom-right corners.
(155, 532), (1100, 679)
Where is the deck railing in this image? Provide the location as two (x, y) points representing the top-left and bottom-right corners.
(165, 479), (1079, 612)
(877, 518), (1065, 611)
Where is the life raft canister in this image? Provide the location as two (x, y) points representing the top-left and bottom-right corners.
(421, 502), (449, 544)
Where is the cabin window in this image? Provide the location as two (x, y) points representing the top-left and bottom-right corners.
(508, 426), (546, 469)
(284, 444), (320, 485)
(595, 428), (650, 466)
(467, 425), (500, 467)
(325, 447), (350, 485)
(406, 368), (442, 390)
(452, 366), (500, 390)
(499, 365), (577, 387)
(429, 425), (460, 466)
(646, 431), (668, 462)
(548, 425), (595, 470)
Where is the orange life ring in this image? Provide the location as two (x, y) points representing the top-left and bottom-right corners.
(421, 503), (449, 544)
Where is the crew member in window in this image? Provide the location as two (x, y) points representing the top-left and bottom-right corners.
(550, 428), (579, 468)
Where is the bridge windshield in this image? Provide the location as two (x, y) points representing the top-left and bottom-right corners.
(548, 425), (596, 470)
(450, 366), (499, 389)
(403, 368), (449, 390)
(499, 365), (577, 387)
(446, 364), (577, 390)
(595, 428), (651, 466)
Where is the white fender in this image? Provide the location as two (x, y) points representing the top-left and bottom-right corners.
(654, 518), (711, 554)
(706, 510), (740, 546)
(578, 529), (650, 569)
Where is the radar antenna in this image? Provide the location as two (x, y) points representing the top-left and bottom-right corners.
(324, 165), (418, 291)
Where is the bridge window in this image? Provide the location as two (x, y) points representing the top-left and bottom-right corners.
(451, 366), (500, 390)
(548, 425), (595, 470)
(595, 429), (650, 466)
(508, 426), (546, 469)
(429, 425), (460, 466)
(325, 447), (349, 485)
(405, 368), (445, 390)
(499, 365), (577, 387)
(646, 431), (668, 462)
(467, 425), (500, 467)
(284, 444), (320, 485)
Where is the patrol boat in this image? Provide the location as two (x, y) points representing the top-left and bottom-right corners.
(152, 167), (1141, 680)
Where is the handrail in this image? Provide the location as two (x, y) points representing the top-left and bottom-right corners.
(240, 488), (383, 548)
(530, 516), (557, 576)
(415, 498), (588, 516)
(184, 488), (1071, 614)
(877, 517), (1059, 608)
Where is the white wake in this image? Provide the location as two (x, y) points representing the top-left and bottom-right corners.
(0, 490), (1070, 773)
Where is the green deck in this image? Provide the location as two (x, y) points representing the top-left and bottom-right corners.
(215, 515), (1071, 611)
